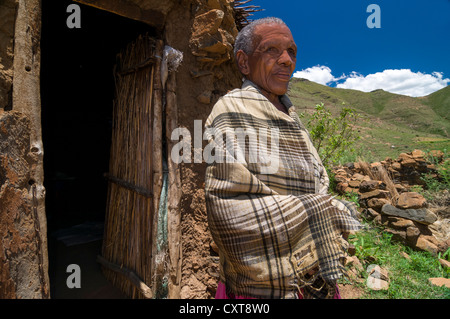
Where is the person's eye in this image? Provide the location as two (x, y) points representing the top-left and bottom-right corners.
(288, 48), (297, 57)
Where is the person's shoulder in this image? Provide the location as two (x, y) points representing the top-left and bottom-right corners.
(220, 86), (246, 99)
(219, 83), (264, 104)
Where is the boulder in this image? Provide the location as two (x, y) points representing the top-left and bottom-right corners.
(381, 204), (438, 225)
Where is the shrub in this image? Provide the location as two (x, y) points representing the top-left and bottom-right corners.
(302, 102), (360, 168)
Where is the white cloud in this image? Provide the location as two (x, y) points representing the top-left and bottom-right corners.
(293, 66), (449, 97)
(292, 65), (338, 85)
(337, 69), (449, 97)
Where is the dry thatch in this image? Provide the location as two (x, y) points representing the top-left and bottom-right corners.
(233, 0), (263, 30)
(358, 160), (399, 203)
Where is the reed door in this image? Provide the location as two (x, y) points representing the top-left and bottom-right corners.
(101, 35), (158, 298)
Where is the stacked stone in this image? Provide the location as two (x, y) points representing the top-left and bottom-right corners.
(189, 0), (239, 105)
(333, 150), (449, 256)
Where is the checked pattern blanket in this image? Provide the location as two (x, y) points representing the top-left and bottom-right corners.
(204, 80), (362, 299)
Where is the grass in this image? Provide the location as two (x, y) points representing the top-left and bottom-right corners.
(341, 221), (450, 299)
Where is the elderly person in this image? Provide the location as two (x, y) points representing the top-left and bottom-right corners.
(204, 17), (361, 299)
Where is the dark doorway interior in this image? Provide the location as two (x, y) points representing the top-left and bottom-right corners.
(41, 0), (156, 298)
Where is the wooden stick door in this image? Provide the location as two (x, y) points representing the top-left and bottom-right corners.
(101, 35), (164, 299)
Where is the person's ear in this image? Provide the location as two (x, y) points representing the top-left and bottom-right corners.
(236, 50), (250, 76)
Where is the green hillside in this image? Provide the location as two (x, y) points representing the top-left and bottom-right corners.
(287, 78), (450, 162)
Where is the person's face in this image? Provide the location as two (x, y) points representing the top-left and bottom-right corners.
(237, 23), (297, 96)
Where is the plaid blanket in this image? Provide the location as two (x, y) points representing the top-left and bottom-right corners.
(204, 80), (362, 299)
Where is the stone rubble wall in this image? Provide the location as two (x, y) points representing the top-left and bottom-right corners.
(333, 149), (450, 256)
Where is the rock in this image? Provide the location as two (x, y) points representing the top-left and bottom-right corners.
(381, 204), (438, 225)
(415, 236), (439, 255)
(210, 240), (219, 254)
(386, 216), (414, 229)
(366, 265), (389, 290)
(352, 173), (367, 182)
(437, 239), (450, 253)
(398, 153), (417, 167)
(196, 34), (229, 54)
(428, 219), (450, 243)
(394, 183), (407, 193)
(344, 256), (364, 273)
(367, 198), (391, 211)
(362, 208), (380, 220)
(406, 226), (421, 243)
(411, 149), (426, 159)
(206, 0), (222, 10)
(336, 182), (349, 194)
(391, 162), (402, 171)
(359, 180), (379, 192)
(384, 228), (406, 242)
(348, 180), (361, 188)
(439, 258), (450, 269)
(400, 251), (411, 261)
(396, 192), (427, 209)
(344, 187), (358, 194)
(343, 162), (355, 170)
(370, 162), (382, 168)
(367, 264), (389, 281)
(359, 189), (390, 200)
(192, 9), (224, 38)
(196, 90), (212, 104)
(428, 277), (450, 288)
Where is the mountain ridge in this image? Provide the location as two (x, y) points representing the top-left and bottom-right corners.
(287, 78), (450, 161)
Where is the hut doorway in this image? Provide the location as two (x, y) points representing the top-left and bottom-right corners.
(40, 0), (158, 298)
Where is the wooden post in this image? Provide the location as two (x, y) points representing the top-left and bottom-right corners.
(166, 72), (182, 299)
(10, 0), (50, 298)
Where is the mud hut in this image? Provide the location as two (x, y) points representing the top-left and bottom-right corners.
(0, 0), (260, 299)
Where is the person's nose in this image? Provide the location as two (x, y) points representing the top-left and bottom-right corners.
(277, 50), (295, 67)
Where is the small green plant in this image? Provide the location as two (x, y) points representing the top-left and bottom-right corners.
(349, 225), (389, 265)
(437, 248), (450, 277)
(301, 102), (360, 168)
(344, 191), (360, 207)
(437, 157), (450, 187)
(420, 149), (449, 196)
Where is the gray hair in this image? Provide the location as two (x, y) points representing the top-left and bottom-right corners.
(234, 17), (287, 57)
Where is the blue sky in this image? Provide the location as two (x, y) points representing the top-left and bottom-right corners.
(249, 0), (450, 96)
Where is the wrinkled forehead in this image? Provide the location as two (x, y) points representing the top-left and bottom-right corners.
(252, 23), (295, 47)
